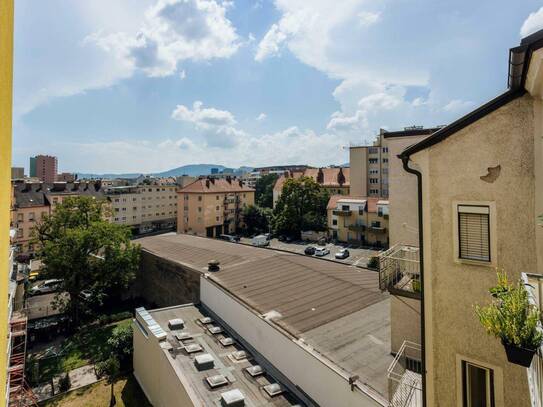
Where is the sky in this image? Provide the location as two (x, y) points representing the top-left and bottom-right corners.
(11, 0), (543, 174)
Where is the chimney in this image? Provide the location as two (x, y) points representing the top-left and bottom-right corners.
(206, 179), (210, 188)
(208, 260), (220, 272)
(226, 176), (232, 184)
(210, 178), (215, 184)
(317, 168), (324, 184)
(337, 167), (345, 186)
(238, 180), (243, 187)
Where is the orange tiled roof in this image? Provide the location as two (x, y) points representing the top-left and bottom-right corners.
(326, 195), (381, 212)
(179, 178), (254, 194)
(273, 167), (350, 192)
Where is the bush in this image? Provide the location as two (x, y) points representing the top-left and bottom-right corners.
(58, 373), (71, 392)
(367, 256), (379, 270)
(476, 272), (543, 350)
(97, 311), (132, 326)
(95, 356), (120, 381)
(107, 324), (133, 369)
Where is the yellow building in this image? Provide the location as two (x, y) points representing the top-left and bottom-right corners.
(380, 31), (543, 407)
(177, 177), (255, 237)
(327, 196), (389, 247)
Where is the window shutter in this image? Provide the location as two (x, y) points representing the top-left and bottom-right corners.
(458, 205), (490, 262)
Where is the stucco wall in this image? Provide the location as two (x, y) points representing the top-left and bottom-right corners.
(413, 94), (537, 407)
(390, 296), (420, 353)
(350, 147), (368, 197)
(200, 277), (387, 407)
(135, 250), (200, 307)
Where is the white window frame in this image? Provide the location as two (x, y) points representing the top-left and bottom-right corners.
(452, 201), (497, 267)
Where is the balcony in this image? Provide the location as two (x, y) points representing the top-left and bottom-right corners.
(378, 245), (420, 299)
(523, 273), (543, 407)
(369, 225), (387, 233)
(348, 223), (366, 232)
(333, 209), (351, 216)
(388, 341), (422, 407)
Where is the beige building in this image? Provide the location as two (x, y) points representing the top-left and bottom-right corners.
(10, 167), (23, 180)
(272, 167), (350, 207)
(327, 196), (389, 247)
(177, 177), (255, 237)
(106, 184), (178, 234)
(350, 127), (440, 199)
(379, 31), (543, 407)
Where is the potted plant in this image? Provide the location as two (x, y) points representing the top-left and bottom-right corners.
(488, 269), (511, 298)
(476, 273), (542, 367)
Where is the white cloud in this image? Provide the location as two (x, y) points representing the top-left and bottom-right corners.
(86, 0), (240, 77)
(521, 7), (543, 38)
(179, 70), (187, 79)
(443, 99), (475, 113)
(358, 11), (380, 26)
(171, 101), (237, 128)
(256, 112), (267, 121)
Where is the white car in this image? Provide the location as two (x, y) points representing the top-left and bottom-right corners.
(29, 279), (63, 296)
(314, 247), (330, 257)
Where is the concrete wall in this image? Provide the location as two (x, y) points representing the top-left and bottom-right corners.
(135, 250), (200, 307)
(350, 147), (368, 197)
(200, 277), (387, 407)
(412, 94), (538, 407)
(390, 296), (420, 353)
(133, 318), (198, 407)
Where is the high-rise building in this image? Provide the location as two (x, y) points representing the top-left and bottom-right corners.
(30, 155), (57, 182)
(10, 167), (23, 179)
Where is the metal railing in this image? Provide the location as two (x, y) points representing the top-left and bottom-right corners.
(378, 245), (420, 297)
(333, 209), (351, 216)
(388, 341), (422, 407)
(523, 273), (543, 407)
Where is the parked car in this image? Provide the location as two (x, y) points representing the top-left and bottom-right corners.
(304, 246), (316, 255)
(28, 279), (63, 296)
(264, 233), (272, 241)
(219, 234), (240, 243)
(314, 247), (330, 257)
(252, 235), (270, 247)
(335, 249), (350, 259)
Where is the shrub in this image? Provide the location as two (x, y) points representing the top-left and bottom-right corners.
(476, 273), (543, 350)
(108, 324), (133, 369)
(367, 256), (379, 270)
(412, 279), (421, 293)
(58, 373), (71, 392)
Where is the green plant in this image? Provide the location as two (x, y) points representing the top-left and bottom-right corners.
(476, 274), (542, 350)
(58, 373), (71, 392)
(488, 269), (511, 298)
(107, 324), (133, 369)
(412, 279), (421, 293)
(367, 256), (379, 270)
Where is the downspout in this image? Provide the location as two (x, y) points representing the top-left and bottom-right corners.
(401, 155), (427, 407)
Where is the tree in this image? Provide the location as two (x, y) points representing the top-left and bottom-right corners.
(33, 196), (140, 326)
(271, 176), (329, 239)
(107, 324), (133, 369)
(255, 173), (279, 208)
(242, 205), (271, 236)
(96, 356), (120, 407)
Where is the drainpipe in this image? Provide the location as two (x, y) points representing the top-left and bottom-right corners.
(401, 155), (427, 407)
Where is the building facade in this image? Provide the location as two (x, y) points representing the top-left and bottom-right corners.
(10, 167), (23, 180)
(106, 183), (178, 234)
(30, 155), (57, 183)
(327, 196), (389, 247)
(272, 167), (350, 207)
(177, 177), (255, 237)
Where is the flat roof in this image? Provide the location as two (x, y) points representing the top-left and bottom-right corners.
(148, 304), (303, 406)
(137, 233), (392, 399)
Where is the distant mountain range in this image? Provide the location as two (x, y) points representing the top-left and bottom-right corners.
(76, 164), (254, 180)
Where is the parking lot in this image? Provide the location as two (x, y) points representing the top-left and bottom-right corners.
(239, 237), (382, 268)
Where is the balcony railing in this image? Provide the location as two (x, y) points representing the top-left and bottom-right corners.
(388, 341), (423, 407)
(523, 273), (543, 407)
(333, 209), (351, 216)
(348, 223), (366, 232)
(369, 225), (387, 233)
(378, 244), (420, 298)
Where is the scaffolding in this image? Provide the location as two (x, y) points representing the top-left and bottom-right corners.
(8, 313), (38, 407)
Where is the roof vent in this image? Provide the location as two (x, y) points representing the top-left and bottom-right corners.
(263, 383), (284, 397)
(220, 389), (245, 407)
(206, 374), (228, 388)
(208, 260), (220, 272)
(194, 353), (215, 371)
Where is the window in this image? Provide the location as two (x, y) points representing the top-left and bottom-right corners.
(216, 195), (219, 200)
(370, 178), (379, 184)
(341, 205), (349, 211)
(458, 205), (490, 262)
(461, 361), (494, 407)
(369, 147), (378, 154)
(216, 206), (220, 211)
(17, 213), (23, 222)
(369, 158), (378, 164)
(17, 229), (23, 238)
(198, 196), (202, 201)
(382, 147), (388, 153)
(332, 219), (337, 226)
(198, 207), (202, 212)
(28, 212), (35, 221)
(383, 158), (389, 163)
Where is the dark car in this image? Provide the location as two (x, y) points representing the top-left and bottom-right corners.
(304, 246), (316, 255)
(335, 248), (350, 259)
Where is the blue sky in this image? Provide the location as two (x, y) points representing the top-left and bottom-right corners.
(11, 0), (543, 174)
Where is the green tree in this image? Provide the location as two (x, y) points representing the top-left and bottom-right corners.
(255, 173), (279, 208)
(33, 196), (140, 326)
(272, 176), (329, 239)
(107, 324), (133, 369)
(96, 356), (120, 407)
(242, 205), (271, 236)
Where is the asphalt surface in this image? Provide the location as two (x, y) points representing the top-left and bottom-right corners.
(239, 237), (382, 267)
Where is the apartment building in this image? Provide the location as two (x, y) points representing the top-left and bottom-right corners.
(29, 155), (57, 183)
(106, 183), (178, 234)
(10, 167), (23, 180)
(56, 172), (76, 182)
(327, 196), (389, 247)
(272, 167), (350, 207)
(349, 127), (441, 199)
(177, 177), (255, 237)
(133, 234), (392, 407)
(11, 181), (106, 255)
(378, 31), (543, 407)
(243, 165), (310, 188)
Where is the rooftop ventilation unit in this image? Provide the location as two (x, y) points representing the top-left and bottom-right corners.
(194, 353), (215, 371)
(263, 383), (284, 397)
(184, 343), (203, 354)
(175, 332), (192, 341)
(208, 260), (220, 272)
(232, 350), (248, 361)
(208, 325), (223, 335)
(219, 337), (234, 347)
(245, 365), (264, 377)
(206, 374), (228, 389)
(199, 317), (213, 324)
(220, 389), (245, 407)
(168, 318), (184, 330)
